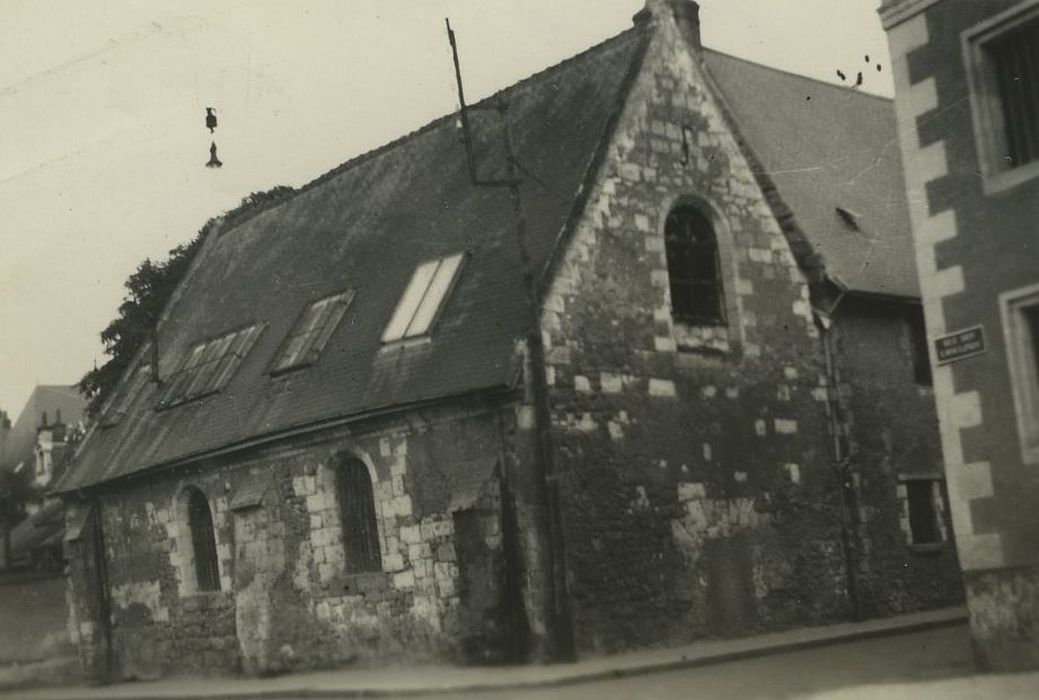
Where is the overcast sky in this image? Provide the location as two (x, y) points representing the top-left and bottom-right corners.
(0, 0), (892, 419)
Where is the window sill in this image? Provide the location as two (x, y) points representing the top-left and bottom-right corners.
(981, 159), (1039, 196)
(179, 590), (232, 610)
(909, 542), (945, 554)
(155, 389), (219, 412)
(317, 571), (388, 598)
(672, 321), (731, 355)
(269, 362), (314, 378)
(379, 336), (432, 352)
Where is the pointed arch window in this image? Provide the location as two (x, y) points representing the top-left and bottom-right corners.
(664, 205), (725, 325)
(337, 458), (382, 573)
(186, 487), (220, 591)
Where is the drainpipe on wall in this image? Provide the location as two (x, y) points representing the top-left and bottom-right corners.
(501, 113), (576, 663)
(445, 21), (574, 661)
(815, 304), (863, 622)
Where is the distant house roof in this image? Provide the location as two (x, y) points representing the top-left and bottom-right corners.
(1, 385), (87, 473)
(60, 27), (917, 492)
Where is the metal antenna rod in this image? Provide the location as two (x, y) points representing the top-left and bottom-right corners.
(443, 17), (574, 661)
(444, 18), (518, 188)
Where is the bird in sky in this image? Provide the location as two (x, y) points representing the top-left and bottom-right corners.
(206, 142), (222, 168)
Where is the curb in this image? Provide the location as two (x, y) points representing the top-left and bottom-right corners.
(10, 610), (968, 700)
(285, 611), (970, 700)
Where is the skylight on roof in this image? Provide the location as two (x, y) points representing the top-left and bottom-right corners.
(382, 253), (465, 343)
(836, 207), (862, 232)
(157, 325), (264, 409)
(272, 290), (355, 373)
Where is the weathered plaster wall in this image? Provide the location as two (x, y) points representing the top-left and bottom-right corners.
(540, 12), (848, 653)
(66, 404), (512, 679)
(964, 564), (1039, 671)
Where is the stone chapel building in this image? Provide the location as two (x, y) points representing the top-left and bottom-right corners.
(57, 0), (964, 680)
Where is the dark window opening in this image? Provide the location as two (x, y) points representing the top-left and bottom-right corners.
(906, 479), (940, 546)
(665, 205), (724, 325)
(836, 207), (862, 232)
(907, 306), (933, 386)
(337, 458), (382, 573)
(187, 488), (221, 591)
(1025, 304), (1039, 383)
(988, 18), (1039, 169)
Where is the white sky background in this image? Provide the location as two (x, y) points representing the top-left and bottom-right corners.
(0, 0), (892, 418)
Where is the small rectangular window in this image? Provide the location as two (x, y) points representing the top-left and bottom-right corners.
(906, 479), (940, 545)
(382, 253), (465, 343)
(272, 290), (355, 373)
(899, 475), (944, 549)
(1001, 283), (1039, 463)
(158, 325), (263, 408)
(907, 306), (932, 386)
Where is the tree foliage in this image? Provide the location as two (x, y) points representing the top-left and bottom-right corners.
(0, 466), (31, 529)
(79, 186), (296, 415)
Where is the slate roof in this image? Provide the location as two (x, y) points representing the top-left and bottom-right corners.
(60, 27), (918, 492)
(703, 50), (918, 298)
(1, 385), (87, 472)
(58, 28), (650, 492)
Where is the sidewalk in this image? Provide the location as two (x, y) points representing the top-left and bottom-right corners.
(2, 607), (967, 700)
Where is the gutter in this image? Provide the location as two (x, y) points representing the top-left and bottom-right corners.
(55, 383), (519, 496)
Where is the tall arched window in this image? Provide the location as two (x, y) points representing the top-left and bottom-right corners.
(664, 204), (725, 325)
(337, 458), (382, 573)
(186, 487), (220, 591)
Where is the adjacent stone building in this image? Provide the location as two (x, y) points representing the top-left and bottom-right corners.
(57, 0), (963, 681)
(881, 0), (1039, 671)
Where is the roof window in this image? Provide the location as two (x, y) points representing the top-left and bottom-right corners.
(157, 325), (263, 408)
(836, 207), (862, 232)
(272, 290), (355, 374)
(382, 253), (465, 343)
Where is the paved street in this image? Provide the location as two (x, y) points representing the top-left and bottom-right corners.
(9, 619), (1039, 700)
(358, 625), (1028, 700)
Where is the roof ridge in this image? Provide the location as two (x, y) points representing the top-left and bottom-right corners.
(702, 46), (894, 103)
(243, 27), (644, 214)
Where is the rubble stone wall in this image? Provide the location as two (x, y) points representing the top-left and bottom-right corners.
(828, 298), (964, 616)
(65, 404), (511, 679)
(541, 11), (848, 653)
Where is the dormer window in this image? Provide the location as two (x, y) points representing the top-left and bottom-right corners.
(382, 253), (465, 343)
(158, 325), (263, 409)
(272, 290), (355, 374)
(836, 207), (862, 232)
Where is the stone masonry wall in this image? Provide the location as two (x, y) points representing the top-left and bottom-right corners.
(829, 297), (963, 616)
(66, 403), (511, 679)
(540, 11), (848, 653)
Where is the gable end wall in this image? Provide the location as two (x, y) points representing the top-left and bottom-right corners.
(540, 16), (846, 653)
